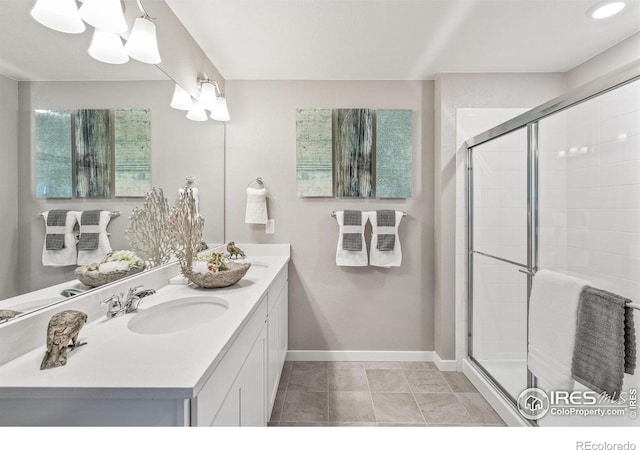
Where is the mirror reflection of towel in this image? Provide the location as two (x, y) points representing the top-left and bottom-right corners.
(77, 210), (101, 250)
(76, 211), (113, 266)
(42, 210), (78, 267)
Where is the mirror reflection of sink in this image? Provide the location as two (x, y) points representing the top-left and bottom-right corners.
(127, 296), (229, 335)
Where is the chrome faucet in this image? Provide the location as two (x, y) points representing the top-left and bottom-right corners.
(124, 285), (156, 313)
(101, 286), (156, 318)
(101, 293), (125, 318)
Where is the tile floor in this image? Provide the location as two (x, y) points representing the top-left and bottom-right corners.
(268, 361), (505, 427)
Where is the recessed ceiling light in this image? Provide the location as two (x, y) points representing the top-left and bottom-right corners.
(588, 1), (626, 19)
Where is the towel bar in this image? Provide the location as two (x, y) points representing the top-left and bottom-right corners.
(39, 211), (120, 219)
(330, 210), (408, 218)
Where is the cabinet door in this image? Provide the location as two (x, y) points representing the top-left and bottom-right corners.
(278, 282), (288, 368)
(212, 378), (241, 427)
(267, 299), (281, 410)
(242, 325), (267, 426)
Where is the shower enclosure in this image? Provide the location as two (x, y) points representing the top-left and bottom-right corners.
(466, 61), (640, 426)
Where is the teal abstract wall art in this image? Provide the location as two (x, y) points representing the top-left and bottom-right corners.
(75, 109), (113, 198)
(376, 109), (413, 198)
(115, 109), (151, 197)
(334, 108), (373, 197)
(296, 108), (333, 197)
(35, 110), (72, 198)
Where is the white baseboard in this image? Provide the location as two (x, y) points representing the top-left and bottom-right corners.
(286, 350), (434, 362)
(286, 350), (456, 371)
(433, 353), (457, 372)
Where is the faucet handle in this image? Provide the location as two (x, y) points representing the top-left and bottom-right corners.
(127, 285), (145, 296)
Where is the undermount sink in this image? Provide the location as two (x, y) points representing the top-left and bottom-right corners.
(127, 296), (229, 335)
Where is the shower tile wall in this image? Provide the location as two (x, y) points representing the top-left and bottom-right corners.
(455, 108), (528, 364)
(539, 79), (640, 301)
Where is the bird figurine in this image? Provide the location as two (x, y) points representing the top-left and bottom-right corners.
(0, 310), (21, 322)
(40, 310), (88, 370)
(227, 241), (246, 259)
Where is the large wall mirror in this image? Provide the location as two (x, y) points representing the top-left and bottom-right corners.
(0, 0), (225, 322)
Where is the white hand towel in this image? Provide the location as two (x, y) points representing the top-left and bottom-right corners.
(335, 211), (368, 267)
(76, 211), (113, 266)
(41, 211), (78, 267)
(528, 269), (588, 391)
(368, 211), (404, 268)
(245, 187), (268, 224)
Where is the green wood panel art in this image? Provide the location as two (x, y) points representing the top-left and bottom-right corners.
(334, 108), (373, 197)
(376, 109), (413, 198)
(35, 110), (73, 198)
(115, 109), (151, 197)
(75, 109), (112, 198)
(296, 108), (333, 197)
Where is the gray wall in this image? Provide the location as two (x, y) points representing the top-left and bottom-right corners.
(17, 80), (225, 294)
(225, 80), (435, 352)
(0, 75), (19, 299)
(433, 73), (567, 360)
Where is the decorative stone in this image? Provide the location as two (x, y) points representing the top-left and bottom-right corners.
(40, 310), (88, 370)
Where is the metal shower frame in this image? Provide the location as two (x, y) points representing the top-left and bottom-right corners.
(465, 60), (640, 423)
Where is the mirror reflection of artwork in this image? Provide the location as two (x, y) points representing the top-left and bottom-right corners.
(376, 109), (413, 198)
(75, 109), (112, 198)
(35, 110), (72, 198)
(296, 108), (333, 197)
(334, 108), (373, 198)
(115, 109), (151, 197)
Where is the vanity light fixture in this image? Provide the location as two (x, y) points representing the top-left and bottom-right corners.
(124, 15), (161, 64)
(186, 102), (209, 122)
(30, 0), (161, 66)
(78, 0), (128, 34)
(170, 84), (194, 111)
(587, 1), (626, 18)
(88, 29), (129, 65)
(210, 97), (230, 122)
(197, 81), (219, 112)
(30, 0), (86, 34)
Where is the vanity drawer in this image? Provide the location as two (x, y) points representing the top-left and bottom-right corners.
(192, 296), (268, 426)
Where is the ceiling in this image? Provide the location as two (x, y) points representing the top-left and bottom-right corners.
(165, 0), (640, 80)
(0, 0), (166, 81)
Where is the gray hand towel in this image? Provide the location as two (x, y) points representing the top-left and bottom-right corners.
(77, 210), (102, 251)
(376, 210), (396, 227)
(376, 210), (396, 251)
(625, 306), (636, 375)
(571, 286), (629, 400)
(45, 210), (69, 250)
(342, 210), (363, 251)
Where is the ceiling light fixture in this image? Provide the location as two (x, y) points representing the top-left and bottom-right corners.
(30, 0), (86, 34)
(197, 81), (219, 112)
(78, 0), (128, 34)
(88, 29), (129, 65)
(170, 84), (194, 111)
(186, 102), (209, 122)
(587, 1), (626, 19)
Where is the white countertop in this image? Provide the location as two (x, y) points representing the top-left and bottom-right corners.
(0, 250), (289, 400)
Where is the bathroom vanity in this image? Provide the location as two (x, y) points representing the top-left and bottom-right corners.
(0, 245), (289, 426)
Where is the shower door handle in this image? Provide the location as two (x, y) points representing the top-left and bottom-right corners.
(518, 268), (536, 276)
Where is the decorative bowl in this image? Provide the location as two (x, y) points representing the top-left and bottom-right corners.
(185, 261), (251, 289)
(75, 264), (145, 288)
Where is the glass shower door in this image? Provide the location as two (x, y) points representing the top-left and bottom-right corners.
(469, 126), (530, 401)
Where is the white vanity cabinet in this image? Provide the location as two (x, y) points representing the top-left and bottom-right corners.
(267, 269), (288, 414)
(192, 264), (288, 427)
(0, 254), (290, 427)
